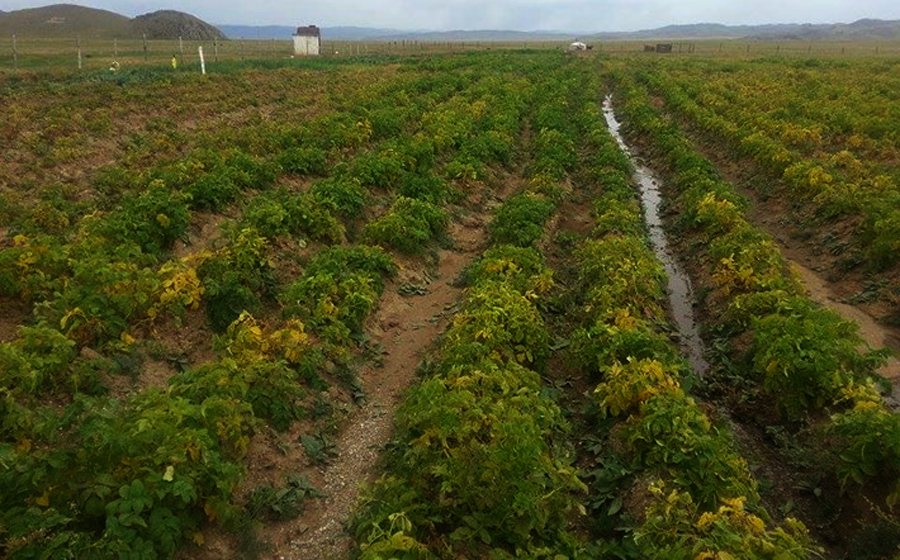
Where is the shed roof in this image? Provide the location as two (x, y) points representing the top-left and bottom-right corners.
(295, 25), (320, 37)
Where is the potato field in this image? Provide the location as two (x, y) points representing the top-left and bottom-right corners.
(1, 49), (899, 559)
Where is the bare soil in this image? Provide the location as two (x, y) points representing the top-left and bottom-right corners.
(624, 98), (900, 395)
(606, 97), (894, 557)
(173, 211), (228, 258)
(149, 309), (217, 369)
(694, 143), (900, 392)
(0, 297), (30, 343)
(271, 206), (495, 559)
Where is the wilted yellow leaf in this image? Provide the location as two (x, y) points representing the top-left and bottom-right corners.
(36, 490), (50, 507)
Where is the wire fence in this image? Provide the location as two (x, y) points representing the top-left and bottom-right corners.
(1, 36), (899, 73)
(0, 36), (577, 72)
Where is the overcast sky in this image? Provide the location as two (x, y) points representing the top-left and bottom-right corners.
(3, 0), (900, 31)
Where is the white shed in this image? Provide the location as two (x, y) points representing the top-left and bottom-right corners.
(293, 25), (321, 56)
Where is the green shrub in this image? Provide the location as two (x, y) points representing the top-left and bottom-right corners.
(347, 148), (410, 190)
(364, 197), (446, 254)
(0, 326), (78, 396)
(0, 391), (255, 559)
(301, 245), (397, 291)
(591, 193), (645, 238)
(750, 308), (889, 417)
(395, 359), (582, 548)
(171, 359), (306, 432)
(280, 246), (396, 340)
(577, 236), (666, 321)
(622, 391), (760, 510)
(180, 150), (274, 211)
(199, 229), (277, 332)
(241, 188), (342, 242)
(829, 405), (900, 506)
(488, 193), (555, 247)
(31, 249), (159, 346)
(310, 176), (368, 218)
(397, 172), (450, 205)
(635, 481), (817, 559)
(442, 282), (550, 368)
(187, 170), (241, 210)
(104, 183), (190, 255)
(225, 150), (277, 191)
(277, 147), (329, 176)
(532, 128), (577, 179)
(862, 207), (900, 271)
(464, 245), (552, 295)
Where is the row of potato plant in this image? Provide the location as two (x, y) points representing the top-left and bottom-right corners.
(608, 69), (900, 514)
(0, 53), (557, 557)
(570, 79), (817, 558)
(352, 57), (592, 558)
(353, 243), (584, 558)
(626, 59), (900, 273)
(0, 66), (437, 346)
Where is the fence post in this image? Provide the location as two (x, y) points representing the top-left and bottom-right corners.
(77, 37), (82, 70)
(114, 38), (118, 58)
(214, 38), (218, 62)
(179, 36), (184, 66)
(240, 38), (245, 60)
(142, 32), (148, 61)
(198, 46), (206, 74)
(12, 34), (18, 69)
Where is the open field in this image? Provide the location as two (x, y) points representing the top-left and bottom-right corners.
(3, 36), (900, 71)
(0, 37), (574, 71)
(1, 47), (899, 558)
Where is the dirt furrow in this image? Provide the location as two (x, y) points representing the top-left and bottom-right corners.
(668, 123), (900, 393)
(717, 164), (900, 394)
(275, 211), (493, 559)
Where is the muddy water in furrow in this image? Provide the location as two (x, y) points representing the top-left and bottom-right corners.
(602, 95), (710, 377)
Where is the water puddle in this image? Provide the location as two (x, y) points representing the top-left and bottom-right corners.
(602, 95), (710, 377)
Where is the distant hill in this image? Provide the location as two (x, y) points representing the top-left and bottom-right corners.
(0, 4), (132, 38)
(590, 23), (797, 40)
(133, 10), (225, 40)
(747, 18), (900, 40)
(218, 25), (582, 41)
(587, 19), (900, 40)
(375, 29), (575, 41)
(218, 18), (900, 42)
(217, 25), (412, 40)
(0, 4), (224, 39)
(3, 6), (898, 42)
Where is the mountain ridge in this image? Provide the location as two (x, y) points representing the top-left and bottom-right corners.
(219, 18), (900, 41)
(2, 5), (898, 42)
(0, 4), (223, 39)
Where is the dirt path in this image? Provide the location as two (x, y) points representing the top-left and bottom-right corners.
(0, 297), (30, 343)
(273, 208), (494, 559)
(789, 260), (900, 381)
(730, 174), (900, 396)
(672, 125), (900, 395)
